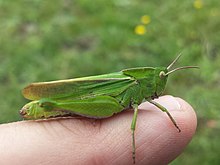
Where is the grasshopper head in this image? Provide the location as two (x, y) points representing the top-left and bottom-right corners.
(154, 53), (199, 97)
(154, 67), (169, 97)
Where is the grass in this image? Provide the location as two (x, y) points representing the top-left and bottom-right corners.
(0, 0), (220, 164)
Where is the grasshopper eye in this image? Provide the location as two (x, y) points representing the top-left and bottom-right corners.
(159, 71), (166, 78)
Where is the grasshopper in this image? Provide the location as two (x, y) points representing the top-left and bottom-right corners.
(20, 54), (198, 164)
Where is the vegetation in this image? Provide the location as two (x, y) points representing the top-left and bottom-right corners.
(0, 0), (219, 164)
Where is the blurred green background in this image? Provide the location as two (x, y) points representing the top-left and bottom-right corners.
(0, 0), (219, 164)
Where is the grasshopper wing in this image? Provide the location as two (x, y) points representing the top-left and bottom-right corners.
(23, 71), (135, 100)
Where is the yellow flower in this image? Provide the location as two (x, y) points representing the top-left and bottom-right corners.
(141, 15), (151, 25)
(193, 0), (203, 9)
(134, 25), (146, 35)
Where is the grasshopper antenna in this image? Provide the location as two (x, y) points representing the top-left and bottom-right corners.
(167, 53), (182, 70)
(165, 66), (199, 75)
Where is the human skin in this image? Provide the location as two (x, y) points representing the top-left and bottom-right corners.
(0, 95), (197, 165)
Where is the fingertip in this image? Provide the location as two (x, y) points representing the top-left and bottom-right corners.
(0, 96), (198, 165)
(153, 95), (197, 135)
(174, 97), (197, 136)
(132, 96), (197, 164)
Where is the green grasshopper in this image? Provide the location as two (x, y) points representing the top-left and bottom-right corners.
(20, 54), (198, 164)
